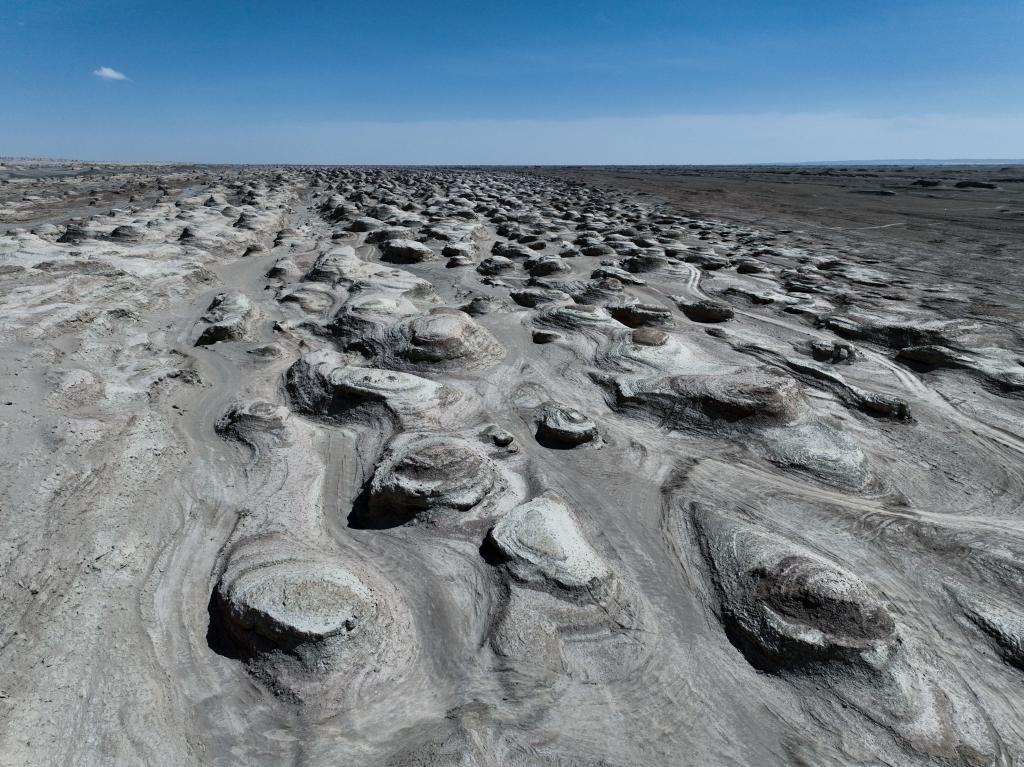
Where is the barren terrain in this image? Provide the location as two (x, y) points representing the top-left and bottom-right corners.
(1, 161), (1022, 766)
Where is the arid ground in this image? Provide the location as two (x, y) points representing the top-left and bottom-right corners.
(1, 161), (1022, 766)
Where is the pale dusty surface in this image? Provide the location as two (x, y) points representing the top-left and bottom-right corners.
(1, 161), (1023, 766)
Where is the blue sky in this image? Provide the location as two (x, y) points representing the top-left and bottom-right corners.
(2, 0), (1022, 162)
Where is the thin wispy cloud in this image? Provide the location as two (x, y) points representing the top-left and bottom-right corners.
(93, 66), (128, 81)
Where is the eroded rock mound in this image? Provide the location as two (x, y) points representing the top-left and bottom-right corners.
(609, 369), (867, 486)
(304, 245), (358, 282)
(612, 368), (803, 428)
(825, 312), (971, 349)
(689, 505), (898, 671)
(534, 303), (622, 337)
(535, 401), (599, 448)
(381, 238), (436, 263)
(365, 433), (499, 525)
(947, 583), (1024, 669)
(384, 308), (505, 370)
(678, 298), (735, 323)
(214, 552), (376, 654)
(194, 291), (255, 346)
(285, 349), (464, 427)
(215, 399), (289, 456)
(207, 534), (411, 709)
(608, 302), (674, 328)
(487, 495), (613, 595)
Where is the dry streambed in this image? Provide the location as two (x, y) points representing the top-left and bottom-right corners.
(0, 164), (1023, 766)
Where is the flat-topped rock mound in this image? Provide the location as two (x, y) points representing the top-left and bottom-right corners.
(215, 553), (375, 650)
(610, 368), (804, 428)
(285, 349), (471, 428)
(383, 307), (506, 371)
(487, 495), (613, 594)
(689, 504), (898, 671)
(364, 432), (502, 526)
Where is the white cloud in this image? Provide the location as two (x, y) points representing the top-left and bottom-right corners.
(93, 66), (128, 81)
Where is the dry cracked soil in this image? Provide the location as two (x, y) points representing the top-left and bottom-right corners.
(1, 160), (1023, 766)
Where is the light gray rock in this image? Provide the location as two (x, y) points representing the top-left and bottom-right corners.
(488, 495), (613, 593)
(194, 291), (254, 346)
(381, 238), (436, 263)
(367, 433), (499, 524)
(535, 401), (599, 448)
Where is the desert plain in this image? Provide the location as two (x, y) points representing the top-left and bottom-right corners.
(0, 160), (1023, 766)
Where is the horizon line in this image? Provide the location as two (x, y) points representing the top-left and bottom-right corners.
(4, 156), (1024, 168)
